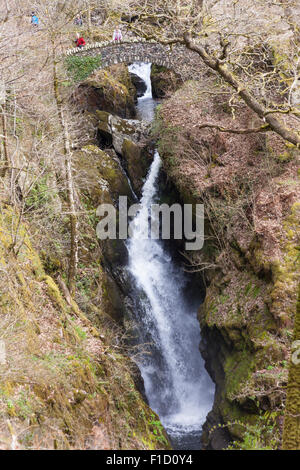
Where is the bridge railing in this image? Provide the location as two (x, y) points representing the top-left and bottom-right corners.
(65, 38), (157, 57)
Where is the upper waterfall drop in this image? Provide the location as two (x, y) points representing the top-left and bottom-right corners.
(128, 62), (156, 122)
(129, 62), (153, 100)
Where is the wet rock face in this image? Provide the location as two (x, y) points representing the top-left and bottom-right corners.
(150, 65), (183, 98)
(130, 72), (147, 99)
(202, 410), (231, 450)
(121, 138), (153, 194)
(96, 110), (154, 194)
(199, 328), (232, 450)
(101, 272), (127, 323)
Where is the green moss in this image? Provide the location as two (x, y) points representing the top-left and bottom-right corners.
(227, 412), (281, 449)
(75, 145), (132, 204)
(43, 274), (67, 312)
(270, 202), (300, 326)
(0, 201), (170, 450)
(277, 151), (294, 163)
(65, 55), (102, 82)
(40, 252), (62, 275)
(224, 349), (255, 399)
(282, 283), (300, 449)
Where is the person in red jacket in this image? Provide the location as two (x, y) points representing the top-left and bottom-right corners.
(75, 34), (86, 48)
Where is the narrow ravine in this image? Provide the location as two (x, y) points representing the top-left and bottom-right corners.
(126, 63), (215, 449)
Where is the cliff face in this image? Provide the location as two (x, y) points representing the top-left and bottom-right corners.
(150, 65), (183, 99)
(0, 179), (170, 451)
(155, 79), (300, 449)
(282, 285), (300, 450)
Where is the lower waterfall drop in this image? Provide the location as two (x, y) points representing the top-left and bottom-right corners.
(126, 62), (214, 449)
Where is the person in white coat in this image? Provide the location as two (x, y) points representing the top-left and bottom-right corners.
(113, 27), (123, 42)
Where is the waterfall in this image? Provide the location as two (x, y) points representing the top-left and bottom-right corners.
(128, 62), (155, 121)
(126, 62), (214, 449)
(129, 62), (153, 99)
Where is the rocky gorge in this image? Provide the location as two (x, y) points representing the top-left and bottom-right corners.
(74, 63), (214, 450)
(0, 61), (171, 450)
(1, 11), (299, 449)
(0, 0), (300, 456)
(76, 61), (300, 450)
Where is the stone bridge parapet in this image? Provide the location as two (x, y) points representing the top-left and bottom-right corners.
(65, 39), (204, 81)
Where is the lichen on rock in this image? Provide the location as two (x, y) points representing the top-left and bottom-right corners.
(96, 111), (154, 194)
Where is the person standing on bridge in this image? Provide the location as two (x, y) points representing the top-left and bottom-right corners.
(74, 14), (83, 26)
(113, 26), (123, 43)
(75, 33), (86, 48)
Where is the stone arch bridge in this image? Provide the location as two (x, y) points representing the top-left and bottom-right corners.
(65, 39), (204, 81)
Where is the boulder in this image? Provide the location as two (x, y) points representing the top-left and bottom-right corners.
(74, 65), (136, 119)
(122, 138), (152, 194)
(96, 111), (154, 194)
(74, 144), (133, 205)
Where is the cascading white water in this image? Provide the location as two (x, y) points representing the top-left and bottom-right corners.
(128, 62), (156, 122)
(129, 62), (153, 99)
(126, 63), (214, 449)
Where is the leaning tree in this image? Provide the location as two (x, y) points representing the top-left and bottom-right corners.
(121, 0), (300, 145)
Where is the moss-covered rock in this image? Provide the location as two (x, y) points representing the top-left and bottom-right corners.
(282, 283), (300, 450)
(130, 72), (147, 99)
(75, 64), (136, 118)
(96, 111), (154, 194)
(0, 199), (170, 450)
(122, 138), (152, 194)
(74, 144), (133, 205)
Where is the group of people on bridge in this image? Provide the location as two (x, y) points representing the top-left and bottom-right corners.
(30, 9), (123, 48)
(30, 10), (123, 49)
(75, 26), (123, 49)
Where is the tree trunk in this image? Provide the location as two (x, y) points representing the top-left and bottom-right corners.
(86, 1), (92, 32)
(51, 39), (78, 297)
(0, 103), (9, 178)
